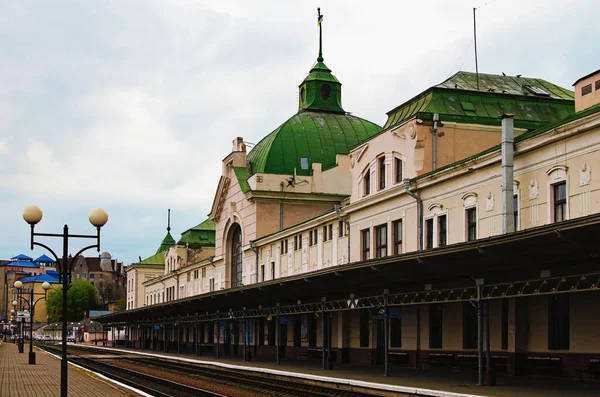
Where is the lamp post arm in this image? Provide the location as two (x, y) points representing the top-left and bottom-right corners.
(68, 243), (99, 276)
(31, 242), (60, 263)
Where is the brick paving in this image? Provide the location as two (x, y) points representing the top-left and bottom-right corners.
(0, 342), (140, 397)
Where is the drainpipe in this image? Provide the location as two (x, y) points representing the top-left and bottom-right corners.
(501, 114), (515, 234)
(334, 205), (350, 264)
(403, 179), (423, 251)
(279, 181), (284, 230)
(250, 240), (258, 284)
(432, 113), (439, 171)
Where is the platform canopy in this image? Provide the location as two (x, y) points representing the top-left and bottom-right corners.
(97, 213), (600, 324)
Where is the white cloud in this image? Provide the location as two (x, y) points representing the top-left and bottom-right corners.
(0, 0), (598, 264)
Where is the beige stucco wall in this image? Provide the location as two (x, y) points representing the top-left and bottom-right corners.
(574, 71), (600, 112)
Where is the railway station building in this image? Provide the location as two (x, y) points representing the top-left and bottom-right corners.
(105, 29), (600, 380)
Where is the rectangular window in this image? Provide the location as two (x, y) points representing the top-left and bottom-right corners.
(361, 229), (371, 261)
(429, 304), (443, 349)
(553, 182), (567, 222)
(89, 273), (95, 279)
(294, 236), (298, 250)
(359, 310), (370, 347)
(338, 221), (345, 237)
(298, 234), (302, 249)
(582, 83), (592, 96)
(280, 240), (285, 254)
(328, 224), (333, 240)
(323, 226), (328, 242)
(284, 239), (288, 254)
(271, 262), (275, 280)
(260, 265), (265, 281)
(309, 230), (313, 246)
(513, 195), (519, 231)
(364, 171), (371, 196)
(462, 301), (478, 349)
(202, 267), (206, 278)
(501, 299), (508, 350)
(187, 273), (191, 282)
(392, 220), (402, 255)
(379, 157), (386, 190)
(425, 218), (434, 249)
(548, 294), (570, 350)
(375, 224), (387, 258)
(82, 274), (87, 279)
(390, 317), (402, 348)
(395, 158), (403, 183)
(466, 207), (477, 241)
(596, 80), (600, 91)
(209, 278), (215, 292)
(438, 215), (447, 247)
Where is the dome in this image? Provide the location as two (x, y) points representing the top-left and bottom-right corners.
(247, 111), (380, 176)
(100, 252), (111, 259)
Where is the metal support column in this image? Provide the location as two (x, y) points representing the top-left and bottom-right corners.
(477, 279), (484, 386)
(276, 303), (280, 365)
(485, 300), (494, 386)
(321, 297), (326, 370)
(243, 308), (247, 362)
(383, 289), (390, 377)
(195, 322), (199, 356)
(177, 323), (181, 354)
(151, 324), (154, 350)
(216, 315), (220, 359)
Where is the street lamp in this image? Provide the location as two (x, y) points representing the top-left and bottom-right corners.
(11, 301), (23, 351)
(23, 205), (108, 397)
(14, 280), (51, 364)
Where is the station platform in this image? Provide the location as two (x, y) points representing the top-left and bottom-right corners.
(0, 342), (141, 397)
(83, 343), (599, 397)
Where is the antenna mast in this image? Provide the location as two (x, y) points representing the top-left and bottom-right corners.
(473, 7), (480, 90)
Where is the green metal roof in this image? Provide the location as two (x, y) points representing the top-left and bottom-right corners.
(247, 111), (381, 176)
(298, 60), (344, 113)
(177, 218), (216, 248)
(139, 251), (166, 265)
(233, 167), (251, 194)
(384, 71), (575, 131)
(156, 232), (176, 254)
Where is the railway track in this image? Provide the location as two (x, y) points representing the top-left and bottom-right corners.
(41, 345), (388, 397)
(39, 345), (226, 397)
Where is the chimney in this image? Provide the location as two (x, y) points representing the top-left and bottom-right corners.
(501, 114), (515, 234)
(573, 69), (600, 112)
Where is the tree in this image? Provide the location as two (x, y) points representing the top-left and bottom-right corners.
(46, 280), (99, 322)
(114, 298), (126, 312)
(96, 280), (115, 308)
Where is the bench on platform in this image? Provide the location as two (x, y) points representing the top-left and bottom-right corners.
(298, 348), (337, 361)
(388, 351), (409, 365)
(525, 355), (562, 377)
(422, 353), (454, 370)
(575, 358), (600, 380)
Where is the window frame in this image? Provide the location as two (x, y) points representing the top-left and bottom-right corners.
(363, 168), (371, 196)
(392, 219), (402, 255)
(394, 156), (403, 184)
(374, 224), (388, 259)
(438, 214), (447, 247)
(378, 156), (386, 190)
(552, 181), (567, 223)
(466, 207), (477, 241)
(361, 229), (371, 261)
(425, 218), (434, 249)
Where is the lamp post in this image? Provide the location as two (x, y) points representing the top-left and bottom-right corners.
(13, 280), (51, 364)
(11, 302), (24, 352)
(23, 205), (108, 397)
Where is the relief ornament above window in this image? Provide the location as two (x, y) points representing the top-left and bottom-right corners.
(579, 163), (591, 186)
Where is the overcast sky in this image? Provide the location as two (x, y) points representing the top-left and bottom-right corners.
(1, 0), (597, 266)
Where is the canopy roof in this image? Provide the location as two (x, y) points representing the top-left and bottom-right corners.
(17, 270), (60, 284)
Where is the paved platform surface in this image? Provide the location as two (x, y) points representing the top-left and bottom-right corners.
(90, 344), (600, 397)
(0, 342), (140, 397)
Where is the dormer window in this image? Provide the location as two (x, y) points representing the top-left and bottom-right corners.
(321, 84), (331, 100)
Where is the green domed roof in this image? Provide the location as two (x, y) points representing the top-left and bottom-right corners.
(156, 232), (176, 254)
(247, 111), (381, 176)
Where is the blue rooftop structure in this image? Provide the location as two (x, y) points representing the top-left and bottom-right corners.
(34, 254), (56, 264)
(11, 254), (32, 261)
(2, 260), (40, 269)
(17, 270), (60, 284)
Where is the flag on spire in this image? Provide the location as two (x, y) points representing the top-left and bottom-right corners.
(317, 8), (323, 26)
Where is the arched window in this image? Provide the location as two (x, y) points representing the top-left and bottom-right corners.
(230, 224), (243, 287)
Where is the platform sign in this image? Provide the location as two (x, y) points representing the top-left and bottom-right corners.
(16, 311), (30, 319)
(279, 316), (290, 325)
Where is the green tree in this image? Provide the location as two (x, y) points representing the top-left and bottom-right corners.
(114, 298), (126, 312)
(46, 280), (99, 322)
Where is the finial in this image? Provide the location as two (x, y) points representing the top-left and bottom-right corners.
(167, 209), (171, 233)
(317, 7), (323, 62)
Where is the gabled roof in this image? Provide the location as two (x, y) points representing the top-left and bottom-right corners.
(34, 254), (56, 263)
(138, 251), (166, 266)
(177, 218), (216, 248)
(17, 270), (60, 284)
(383, 71), (575, 131)
(12, 254), (32, 261)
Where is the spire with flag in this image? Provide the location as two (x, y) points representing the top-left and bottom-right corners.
(317, 7), (324, 62)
